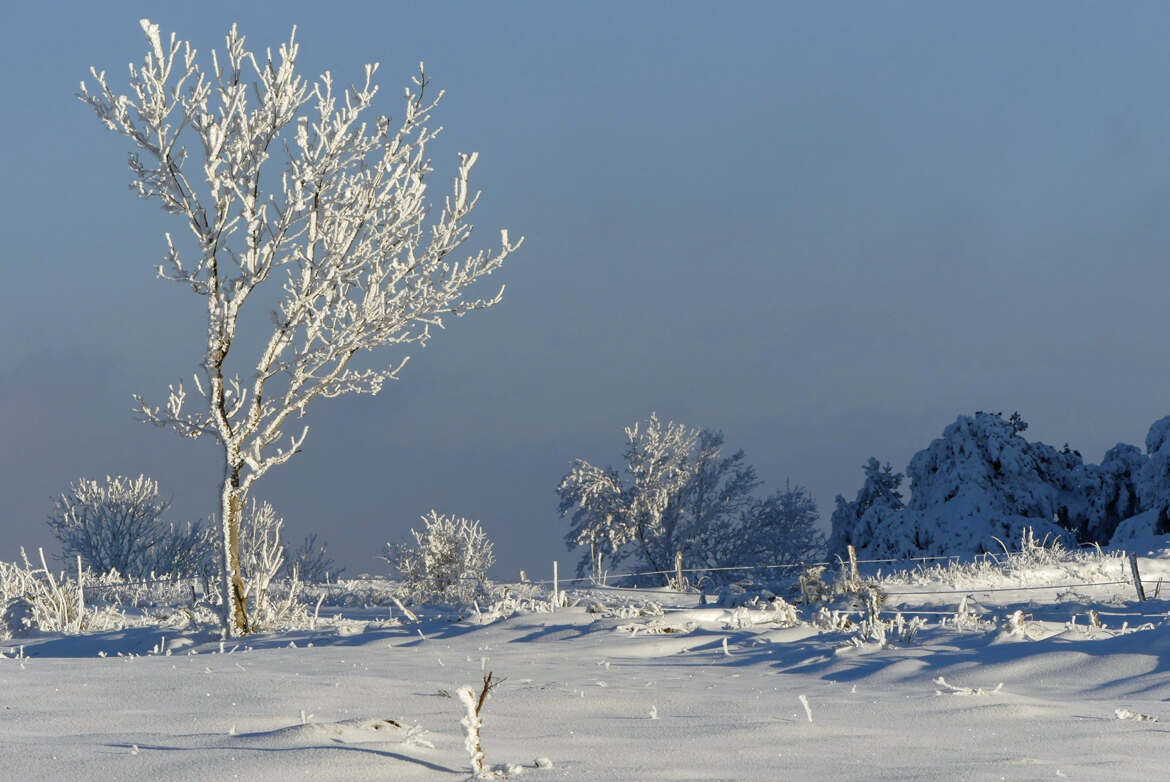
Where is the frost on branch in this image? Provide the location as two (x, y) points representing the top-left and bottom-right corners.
(79, 20), (520, 635)
(79, 20), (519, 481)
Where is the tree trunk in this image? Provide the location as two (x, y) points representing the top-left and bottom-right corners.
(219, 466), (250, 636)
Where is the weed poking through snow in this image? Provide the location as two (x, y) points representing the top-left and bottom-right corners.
(798, 694), (813, 723)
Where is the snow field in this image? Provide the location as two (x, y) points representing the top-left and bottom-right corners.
(4, 556), (1170, 781)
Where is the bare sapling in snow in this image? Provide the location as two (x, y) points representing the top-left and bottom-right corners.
(80, 19), (520, 636)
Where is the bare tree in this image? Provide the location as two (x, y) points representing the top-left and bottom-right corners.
(79, 20), (520, 635)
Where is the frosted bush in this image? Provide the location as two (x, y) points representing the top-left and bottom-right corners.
(46, 475), (211, 579)
(386, 511), (496, 606)
(0, 550), (128, 636)
(238, 500), (285, 617)
(234, 500), (316, 630)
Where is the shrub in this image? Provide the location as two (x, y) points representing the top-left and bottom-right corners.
(46, 475), (210, 578)
(282, 534), (343, 582)
(386, 511), (495, 606)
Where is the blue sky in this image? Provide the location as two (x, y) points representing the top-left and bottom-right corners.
(4, 1), (1170, 576)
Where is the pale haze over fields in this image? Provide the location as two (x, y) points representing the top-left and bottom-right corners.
(4, 1), (1170, 576)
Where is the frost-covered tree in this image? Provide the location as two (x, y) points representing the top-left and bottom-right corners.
(1137, 415), (1170, 527)
(557, 460), (625, 579)
(652, 430), (761, 573)
(736, 481), (825, 569)
(831, 412), (1161, 556)
(558, 413), (700, 577)
(1092, 443), (1146, 539)
(80, 21), (519, 635)
(47, 475), (209, 578)
(385, 511), (495, 606)
(558, 416), (824, 581)
(828, 458), (903, 557)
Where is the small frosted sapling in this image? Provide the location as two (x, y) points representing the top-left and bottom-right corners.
(457, 671), (504, 778)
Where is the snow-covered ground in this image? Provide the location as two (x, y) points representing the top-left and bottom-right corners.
(4, 552), (1170, 780)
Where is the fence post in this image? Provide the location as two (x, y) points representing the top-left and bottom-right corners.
(76, 555), (85, 623)
(674, 550), (684, 591)
(847, 545), (860, 586)
(1128, 553), (1147, 601)
(552, 560), (559, 611)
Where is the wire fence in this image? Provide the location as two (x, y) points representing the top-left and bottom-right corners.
(8, 545), (1156, 610)
(511, 546), (1155, 608)
(522, 549), (1076, 588)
